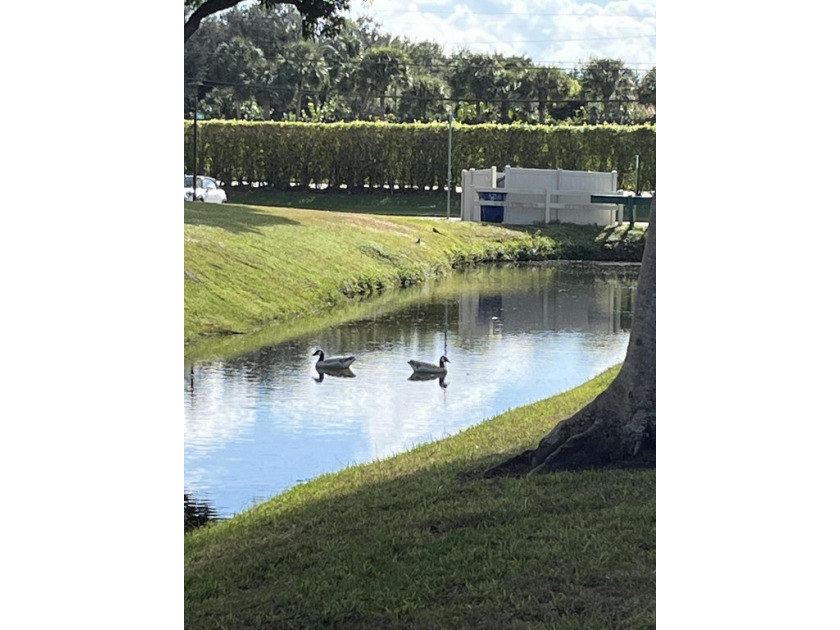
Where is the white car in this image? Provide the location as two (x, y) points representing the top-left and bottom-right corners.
(184, 175), (227, 203)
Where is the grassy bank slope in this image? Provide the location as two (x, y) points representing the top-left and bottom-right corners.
(184, 202), (646, 344)
(184, 365), (654, 629)
(225, 187), (452, 216)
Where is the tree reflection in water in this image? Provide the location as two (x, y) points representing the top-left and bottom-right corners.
(184, 493), (218, 533)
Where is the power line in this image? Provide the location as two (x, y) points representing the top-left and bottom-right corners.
(358, 11), (654, 18)
(188, 78), (650, 105)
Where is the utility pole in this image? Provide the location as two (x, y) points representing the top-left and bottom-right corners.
(446, 112), (453, 220)
(634, 154), (641, 195)
(192, 92), (199, 201)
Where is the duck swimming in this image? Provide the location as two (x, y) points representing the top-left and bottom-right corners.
(408, 355), (449, 375)
(312, 349), (356, 370)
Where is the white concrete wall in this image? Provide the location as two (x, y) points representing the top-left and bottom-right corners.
(461, 166), (619, 226)
(504, 168), (618, 226)
(460, 167), (496, 222)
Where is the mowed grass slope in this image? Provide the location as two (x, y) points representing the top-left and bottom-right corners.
(184, 201), (645, 344)
(184, 365), (655, 630)
(225, 187), (452, 216)
(185, 202), (552, 343)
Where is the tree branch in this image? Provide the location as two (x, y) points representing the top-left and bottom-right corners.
(185, 0), (244, 42)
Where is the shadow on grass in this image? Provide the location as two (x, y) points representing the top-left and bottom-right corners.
(503, 222), (646, 263)
(184, 202), (300, 233)
(185, 451), (655, 629)
(599, 224), (630, 242)
(225, 187), (450, 217)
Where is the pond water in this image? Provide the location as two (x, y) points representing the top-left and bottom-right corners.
(184, 263), (638, 519)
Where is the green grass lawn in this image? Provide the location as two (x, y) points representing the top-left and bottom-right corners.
(184, 199), (654, 627)
(225, 186), (454, 216)
(185, 365), (655, 629)
(184, 201), (647, 347)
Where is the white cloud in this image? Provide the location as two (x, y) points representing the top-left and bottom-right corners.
(350, 0), (655, 68)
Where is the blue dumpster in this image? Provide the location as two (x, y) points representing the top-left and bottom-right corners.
(478, 191), (506, 223)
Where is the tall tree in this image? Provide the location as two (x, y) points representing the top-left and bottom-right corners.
(638, 67), (656, 107)
(206, 36), (269, 118)
(185, 0), (350, 43)
(280, 39), (332, 117)
(487, 197), (656, 475)
(356, 45), (409, 113)
(579, 58), (637, 123)
(223, 4), (301, 59)
(398, 74), (449, 122)
(497, 55), (530, 124)
(520, 66), (575, 124)
(449, 52), (504, 122)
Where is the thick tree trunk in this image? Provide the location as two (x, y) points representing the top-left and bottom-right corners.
(486, 197), (656, 476)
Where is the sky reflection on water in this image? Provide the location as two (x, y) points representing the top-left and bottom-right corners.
(184, 264), (637, 518)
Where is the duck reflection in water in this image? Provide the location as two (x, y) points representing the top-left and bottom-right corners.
(408, 372), (449, 389)
(313, 366), (357, 382)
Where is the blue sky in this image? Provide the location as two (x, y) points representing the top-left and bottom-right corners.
(348, 0), (656, 71)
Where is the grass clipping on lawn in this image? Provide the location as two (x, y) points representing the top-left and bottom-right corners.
(185, 365), (655, 629)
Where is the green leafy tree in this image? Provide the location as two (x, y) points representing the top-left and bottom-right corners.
(356, 45), (409, 115)
(391, 39), (450, 121)
(449, 52), (505, 122)
(398, 75), (450, 122)
(222, 4), (301, 60)
(638, 67), (655, 104)
(520, 66), (575, 124)
(400, 40), (447, 74)
(207, 36), (269, 118)
(280, 39), (332, 118)
(184, 0), (350, 43)
(579, 58), (637, 123)
(315, 18), (380, 120)
(637, 67), (656, 121)
(495, 55), (530, 123)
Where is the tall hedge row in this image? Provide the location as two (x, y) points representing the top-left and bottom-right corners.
(184, 121), (656, 191)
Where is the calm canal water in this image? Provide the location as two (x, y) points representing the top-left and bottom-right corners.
(184, 263), (638, 518)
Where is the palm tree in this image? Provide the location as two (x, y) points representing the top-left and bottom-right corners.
(398, 75), (450, 122)
(579, 58), (637, 123)
(208, 36), (268, 118)
(448, 52), (505, 122)
(279, 39), (331, 118)
(520, 66), (575, 124)
(356, 46), (409, 115)
(496, 55), (530, 123)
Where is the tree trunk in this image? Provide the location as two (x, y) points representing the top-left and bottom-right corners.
(486, 196), (656, 476)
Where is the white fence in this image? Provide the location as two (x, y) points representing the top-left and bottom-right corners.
(460, 167), (498, 222)
(460, 166), (619, 226)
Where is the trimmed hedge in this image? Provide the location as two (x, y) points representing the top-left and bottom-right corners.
(184, 121), (655, 192)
